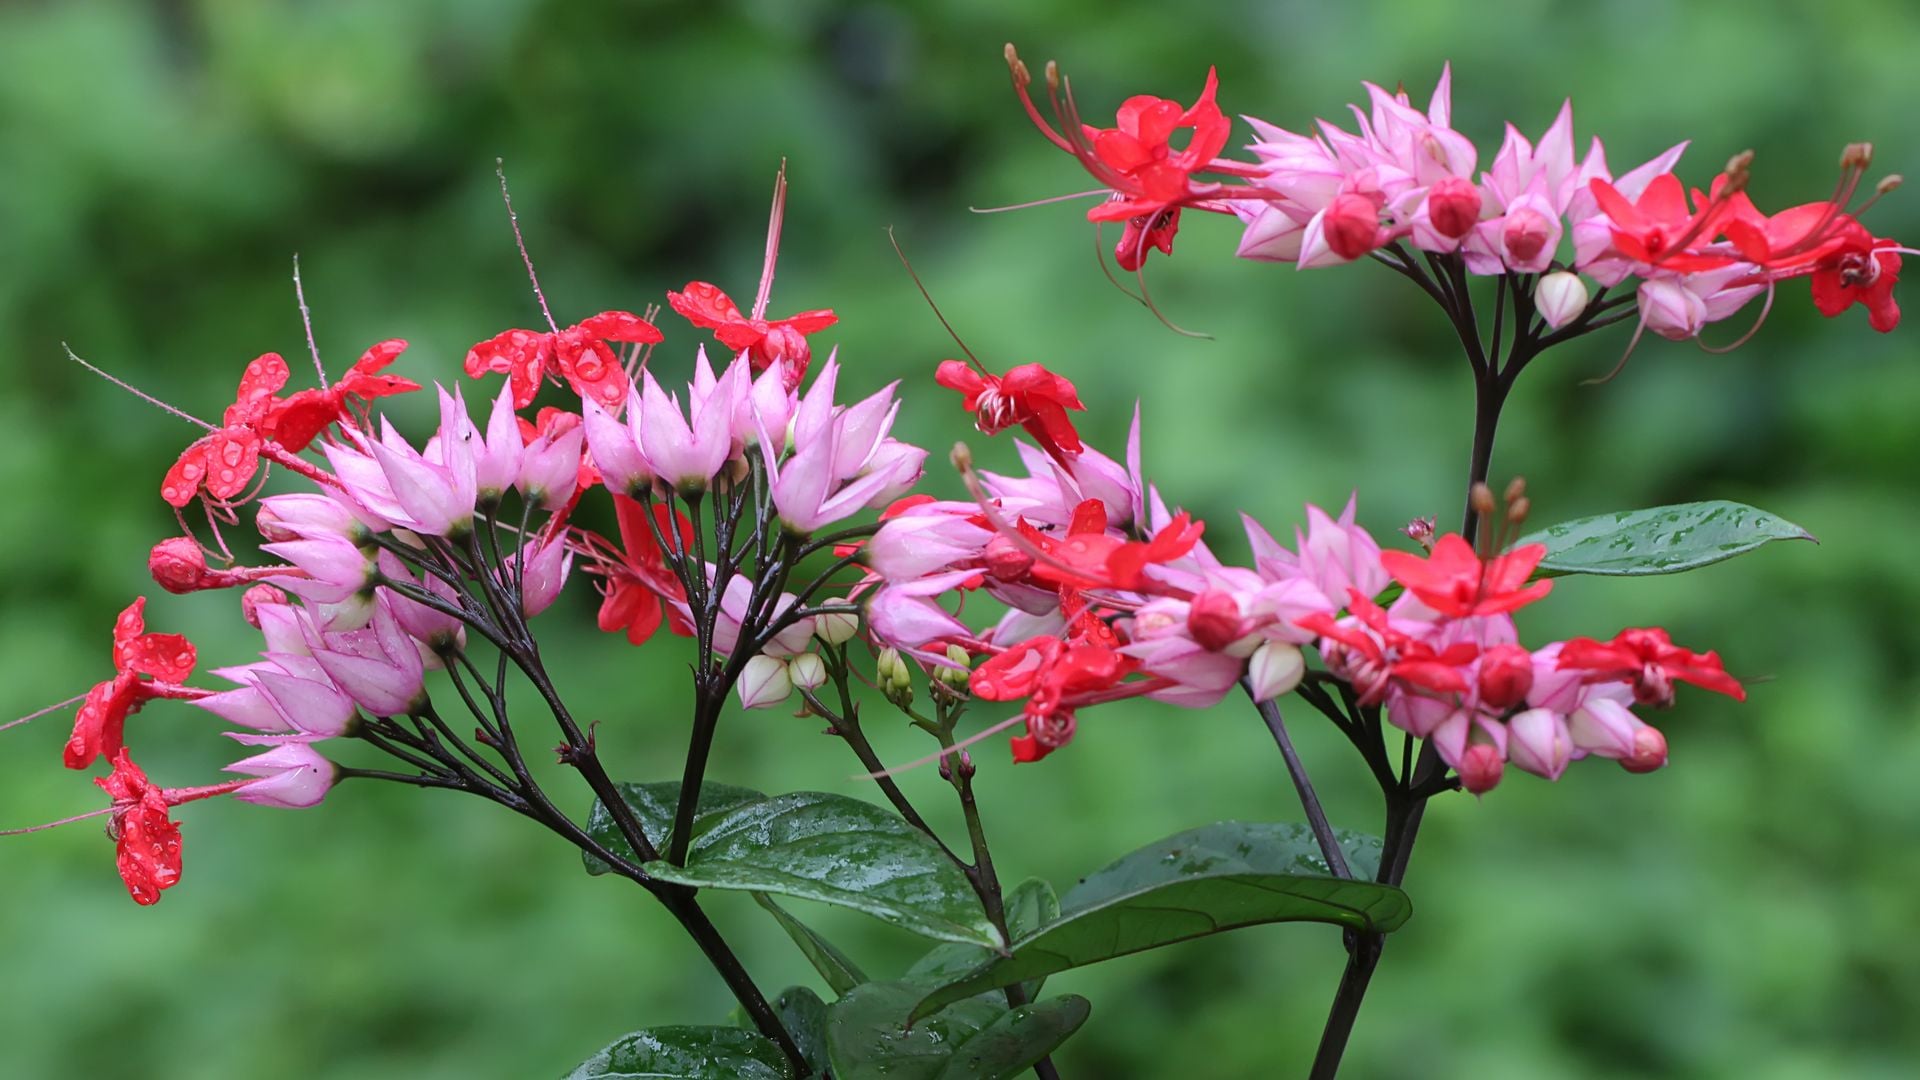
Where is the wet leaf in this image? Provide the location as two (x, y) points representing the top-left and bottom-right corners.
(1523, 500), (1814, 578)
(908, 877), (1059, 999)
(754, 893), (869, 997)
(908, 822), (1408, 1022)
(581, 780), (766, 875)
(643, 791), (1004, 948)
(824, 980), (1085, 1080)
(563, 1024), (791, 1079)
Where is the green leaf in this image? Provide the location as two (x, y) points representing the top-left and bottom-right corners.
(907, 877), (1059, 999)
(824, 980), (1085, 1080)
(933, 995), (1090, 1080)
(1522, 500), (1815, 578)
(581, 780), (765, 876)
(909, 822), (1409, 1022)
(562, 1025), (792, 1079)
(753, 893), (869, 997)
(642, 791), (1004, 949)
(769, 987), (830, 1079)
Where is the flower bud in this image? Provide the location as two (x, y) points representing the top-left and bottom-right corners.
(1568, 697), (1639, 759)
(226, 742), (338, 809)
(517, 414), (585, 511)
(1186, 590), (1246, 653)
(788, 653), (827, 693)
(876, 646), (914, 708)
(149, 537), (212, 594)
(1247, 641), (1305, 702)
(1477, 644), (1535, 711)
(1325, 193), (1385, 260)
(1506, 707), (1572, 781)
(1534, 272), (1589, 330)
(1619, 723), (1668, 773)
(239, 584), (289, 628)
(1501, 207), (1554, 267)
(1637, 278), (1708, 341)
(1426, 177), (1481, 239)
(936, 644), (974, 692)
(1457, 742), (1505, 795)
(813, 610), (860, 647)
(736, 655), (793, 710)
(514, 536), (573, 617)
(1401, 516), (1436, 551)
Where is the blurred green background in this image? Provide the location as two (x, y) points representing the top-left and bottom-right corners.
(3, 1), (1916, 1076)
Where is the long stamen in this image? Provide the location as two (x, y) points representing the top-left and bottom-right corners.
(63, 345), (213, 430)
(1583, 311), (1651, 386)
(969, 189), (1110, 214)
(1092, 221), (1149, 304)
(1698, 282), (1776, 355)
(1005, 44), (1074, 153)
(859, 710), (1029, 780)
(0, 692), (87, 734)
(0, 806), (114, 837)
(1653, 150), (1752, 263)
(752, 161), (787, 321)
(495, 160), (560, 334)
(886, 227), (986, 373)
(291, 254), (327, 389)
(1135, 251), (1213, 340)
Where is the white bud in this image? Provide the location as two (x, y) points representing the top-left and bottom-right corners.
(1247, 641), (1306, 702)
(736, 655), (793, 710)
(814, 610), (860, 646)
(788, 653), (828, 692)
(1534, 271), (1590, 330)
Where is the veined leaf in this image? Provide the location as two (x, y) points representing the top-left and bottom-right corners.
(581, 780), (765, 876)
(562, 1025), (791, 1079)
(754, 893), (868, 997)
(824, 980), (1085, 1080)
(1522, 500), (1814, 578)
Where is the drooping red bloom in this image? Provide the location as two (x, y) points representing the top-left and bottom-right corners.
(95, 750), (183, 906)
(1589, 174), (1738, 272)
(1014, 499), (1204, 595)
(1379, 534), (1553, 617)
(1007, 49), (1237, 270)
(264, 339), (420, 451)
(161, 353), (288, 508)
(1296, 590), (1479, 705)
(465, 311), (663, 410)
(934, 360), (1086, 466)
(589, 495), (695, 645)
(1810, 226), (1902, 332)
(971, 634), (1138, 763)
(667, 282), (837, 390)
(66, 598), (202, 770)
(1556, 627), (1745, 706)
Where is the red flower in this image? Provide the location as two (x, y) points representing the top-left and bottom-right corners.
(590, 495), (695, 646)
(667, 282), (837, 390)
(160, 353), (288, 508)
(465, 311), (663, 410)
(971, 634), (1137, 763)
(1378, 534), (1553, 618)
(66, 598), (200, 770)
(1557, 627), (1744, 706)
(264, 338), (420, 451)
(1589, 174), (1738, 272)
(95, 750), (183, 906)
(1810, 224), (1902, 333)
(1296, 591), (1478, 706)
(934, 360), (1086, 466)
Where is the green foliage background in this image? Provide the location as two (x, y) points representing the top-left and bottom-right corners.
(2, 1), (1916, 1076)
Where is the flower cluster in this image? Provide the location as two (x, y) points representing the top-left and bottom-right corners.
(862, 414), (1741, 790)
(1015, 53), (1908, 340)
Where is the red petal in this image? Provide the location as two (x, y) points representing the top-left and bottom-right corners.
(224, 353), (290, 428)
(263, 389), (339, 452)
(161, 436), (216, 507)
(121, 632), (196, 683)
(200, 430), (262, 501)
(556, 336), (629, 409)
(667, 282), (745, 329)
(575, 311), (664, 345)
(774, 309), (838, 335)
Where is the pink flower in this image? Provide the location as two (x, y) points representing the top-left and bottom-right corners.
(472, 383), (526, 499)
(582, 390), (652, 497)
(195, 656), (357, 738)
(225, 739), (337, 809)
(1636, 267), (1765, 341)
(304, 597), (426, 717)
(638, 349), (743, 492)
(1294, 496), (1390, 608)
(1506, 706), (1573, 781)
(512, 534), (574, 617)
(517, 411), (585, 511)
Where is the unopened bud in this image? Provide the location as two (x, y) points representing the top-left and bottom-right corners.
(877, 647), (914, 707)
(1501, 207), (1553, 266)
(1476, 644), (1535, 711)
(239, 584), (289, 628)
(1534, 271), (1588, 330)
(1186, 590), (1246, 653)
(149, 537), (211, 594)
(936, 645), (974, 692)
(1457, 743), (1505, 795)
(814, 610), (860, 646)
(789, 653), (827, 692)
(1325, 192), (1384, 260)
(736, 655), (793, 710)
(1619, 724), (1669, 773)
(1426, 177), (1481, 240)
(1247, 641), (1306, 701)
